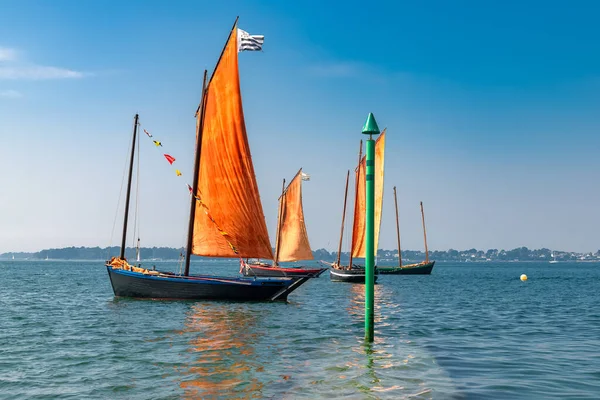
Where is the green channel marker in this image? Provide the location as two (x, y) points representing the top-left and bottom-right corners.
(362, 112), (380, 342)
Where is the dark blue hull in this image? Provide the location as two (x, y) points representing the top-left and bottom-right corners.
(106, 266), (309, 301)
(377, 261), (435, 275)
(329, 267), (378, 283)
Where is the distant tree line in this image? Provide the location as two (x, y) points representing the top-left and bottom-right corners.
(2, 246), (599, 261)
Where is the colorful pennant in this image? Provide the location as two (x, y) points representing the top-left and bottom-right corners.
(164, 154), (175, 165)
(140, 124), (239, 257)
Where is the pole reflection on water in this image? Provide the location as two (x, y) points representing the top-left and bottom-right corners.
(343, 283), (431, 397)
(175, 304), (265, 399)
(348, 283), (392, 328)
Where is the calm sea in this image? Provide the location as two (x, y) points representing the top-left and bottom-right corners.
(1, 260), (599, 399)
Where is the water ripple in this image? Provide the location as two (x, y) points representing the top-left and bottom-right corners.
(1, 261), (599, 398)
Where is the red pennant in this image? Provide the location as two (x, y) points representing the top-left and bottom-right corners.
(187, 184), (193, 194)
(164, 154), (175, 165)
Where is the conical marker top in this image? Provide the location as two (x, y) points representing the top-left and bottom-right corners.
(362, 113), (380, 135)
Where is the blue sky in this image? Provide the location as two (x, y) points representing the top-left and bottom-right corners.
(1, 0), (599, 253)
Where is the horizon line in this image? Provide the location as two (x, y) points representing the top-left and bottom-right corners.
(2, 245), (598, 255)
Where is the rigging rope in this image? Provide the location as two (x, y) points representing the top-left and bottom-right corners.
(139, 124), (240, 258)
(107, 124), (136, 260)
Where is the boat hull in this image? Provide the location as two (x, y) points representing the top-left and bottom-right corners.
(377, 261), (435, 275)
(329, 267), (379, 283)
(242, 264), (327, 278)
(106, 266), (309, 301)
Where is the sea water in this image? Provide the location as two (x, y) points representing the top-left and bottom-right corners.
(1, 261), (599, 399)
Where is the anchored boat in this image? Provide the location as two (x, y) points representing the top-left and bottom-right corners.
(242, 169), (326, 278)
(376, 196), (435, 275)
(328, 131), (386, 283)
(106, 18), (311, 301)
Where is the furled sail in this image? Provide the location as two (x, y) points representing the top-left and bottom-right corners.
(274, 169), (314, 263)
(191, 27), (274, 259)
(351, 130), (386, 258)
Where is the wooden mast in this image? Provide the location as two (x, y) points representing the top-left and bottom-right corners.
(273, 178), (286, 266)
(184, 17), (239, 275)
(420, 201), (429, 263)
(184, 70), (208, 276)
(348, 140), (363, 270)
(394, 186), (402, 268)
(336, 170), (350, 266)
(120, 113), (139, 260)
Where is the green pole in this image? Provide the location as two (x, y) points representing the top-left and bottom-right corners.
(362, 113), (380, 342)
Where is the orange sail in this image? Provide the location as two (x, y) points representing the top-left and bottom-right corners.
(351, 130), (386, 258)
(274, 169), (314, 263)
(191, 27), (274, 259)
(350, 158), (366, 258)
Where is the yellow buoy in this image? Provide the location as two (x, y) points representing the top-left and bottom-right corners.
(520, 274), (528, 281)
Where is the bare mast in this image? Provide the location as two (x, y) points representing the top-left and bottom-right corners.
(394, 186), (402, 268)
(420, 201), (429, 263)
(120, 113), (139, 260)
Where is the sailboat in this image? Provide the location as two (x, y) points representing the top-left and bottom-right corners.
(549, 252), (558, 263)
(328, 132), (386, 283)
(377, 194), (436, 275)
(241, 168), (327, 277)
(105, 19), (311, 301)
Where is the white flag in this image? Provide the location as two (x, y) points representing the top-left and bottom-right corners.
(301, 172), (310, 181)
(237, 28), (264, 52)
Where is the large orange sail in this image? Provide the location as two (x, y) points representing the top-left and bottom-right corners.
(351, 130), (386, 258)
(191, 27), (274, 259)
(274, 169), (314, 263)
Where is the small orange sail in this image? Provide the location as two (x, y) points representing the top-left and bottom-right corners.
(191, 27), (274, 259)
(274, 169), (314, 263)
(351, 158), (366, 257)
(351, 129), (386, 258)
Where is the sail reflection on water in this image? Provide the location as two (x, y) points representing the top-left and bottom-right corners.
(176, 304), (265, 399)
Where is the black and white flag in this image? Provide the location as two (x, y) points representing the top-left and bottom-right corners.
(237, 28), (264, 52)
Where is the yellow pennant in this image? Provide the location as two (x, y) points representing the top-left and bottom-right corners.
(175, 169), (182, 176)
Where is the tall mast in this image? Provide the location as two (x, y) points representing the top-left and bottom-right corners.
(348, 140), (363, 270)
(273, 178), (286, 266)
(420, 201), (429, 263)
(120, 113), (139, 260)
(184, 18), (240, 274)
(394, 186), (402, 268)
(184, 70), (208, 276)
(336, 170), (350, 266)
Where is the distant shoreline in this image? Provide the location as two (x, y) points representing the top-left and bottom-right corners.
(2, 246), (599, 263)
